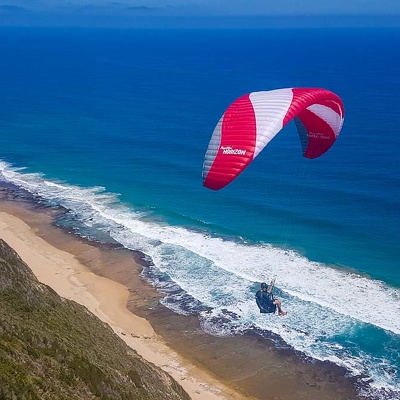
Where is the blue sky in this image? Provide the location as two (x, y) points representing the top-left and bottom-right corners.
(1, 0), (400, 27)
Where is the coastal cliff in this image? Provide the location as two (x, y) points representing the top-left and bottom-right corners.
(0, 238), (190, 400)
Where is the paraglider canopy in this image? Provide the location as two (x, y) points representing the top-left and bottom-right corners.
(202, 88), (344, 190)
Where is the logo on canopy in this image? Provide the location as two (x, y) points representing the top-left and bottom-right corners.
(220, 146), (246, 155)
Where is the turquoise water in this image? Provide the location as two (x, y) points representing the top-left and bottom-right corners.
(0, 27), (399, 398)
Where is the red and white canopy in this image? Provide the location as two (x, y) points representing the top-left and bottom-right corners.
(202, 88), (345, 190)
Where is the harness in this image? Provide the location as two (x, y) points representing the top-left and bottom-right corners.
(256, 290), (277, 314)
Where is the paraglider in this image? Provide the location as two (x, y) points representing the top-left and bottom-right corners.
(202, 88), (344, 190)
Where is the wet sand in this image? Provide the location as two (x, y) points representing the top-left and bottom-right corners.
(0, 194), (363, 400)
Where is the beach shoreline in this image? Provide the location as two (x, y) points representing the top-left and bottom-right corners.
(0, 193), (362, 400)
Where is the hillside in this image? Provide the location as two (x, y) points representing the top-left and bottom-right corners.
(0, 238), (190, 400)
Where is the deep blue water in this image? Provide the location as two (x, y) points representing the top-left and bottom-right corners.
(0, 27), (399, 399)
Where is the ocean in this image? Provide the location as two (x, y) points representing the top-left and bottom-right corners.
(0, 26), (399, 399)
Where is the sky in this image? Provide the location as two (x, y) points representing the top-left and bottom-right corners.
(1, 0), (400, 28)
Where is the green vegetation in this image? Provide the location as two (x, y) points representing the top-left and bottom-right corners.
(0, 239), (190, 400)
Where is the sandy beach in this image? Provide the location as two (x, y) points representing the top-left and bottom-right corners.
(0, 204), (239, 400)
(0, 195), (362, 400)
